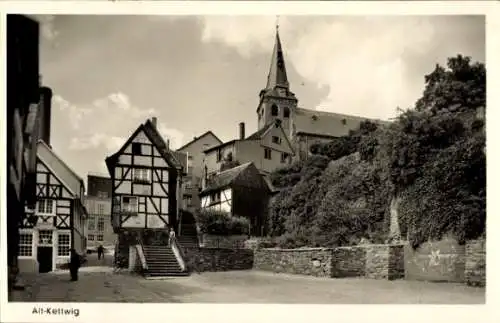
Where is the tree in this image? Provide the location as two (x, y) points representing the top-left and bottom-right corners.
(415, 55), (485, 113)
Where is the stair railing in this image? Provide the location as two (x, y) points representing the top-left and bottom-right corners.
(136, 235), (148, 271)
(171, 237), (187, 272)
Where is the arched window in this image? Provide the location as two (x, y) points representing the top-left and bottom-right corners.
(271, 104), (279, 116)
(283, 107), (290, 118)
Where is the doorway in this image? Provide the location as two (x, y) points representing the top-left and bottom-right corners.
(37, 247), (53, 273)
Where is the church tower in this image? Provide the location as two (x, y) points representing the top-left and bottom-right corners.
(257, 24), (298, 136)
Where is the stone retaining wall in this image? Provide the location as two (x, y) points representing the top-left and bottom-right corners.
(183, 247), (254, 272)
(254, 244), (405, 280)
(254, 248), (333, 277)
(465, 238), (486, 287)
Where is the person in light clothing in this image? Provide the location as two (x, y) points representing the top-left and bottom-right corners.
(168, 227), (176, 247)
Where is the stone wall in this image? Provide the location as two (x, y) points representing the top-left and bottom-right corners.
(253, 244), (406, 280)
(254, 248), (333, 278)
(465, 238), (486, 287)
(365, 244), (405, 280)
(201, 234), (248, 249)
(331, 246), (366, 278)
(404, 236), (466, 282)
(183, 247), (254, 272)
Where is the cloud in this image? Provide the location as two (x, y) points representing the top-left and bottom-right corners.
(52, 92), (185, 153)
(33, 15), (60, 44)
(200, 16), (484, 120)
(157, 122), (185, 151)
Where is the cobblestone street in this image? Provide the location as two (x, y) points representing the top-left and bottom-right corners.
(11, 268), (485, 304)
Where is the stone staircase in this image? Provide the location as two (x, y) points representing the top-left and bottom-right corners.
(177, 235), (199, 249)
(141, 245), (189, 277)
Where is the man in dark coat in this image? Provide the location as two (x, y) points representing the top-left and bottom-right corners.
(69, 249), (81, 281)
(97, 245), (104, 260)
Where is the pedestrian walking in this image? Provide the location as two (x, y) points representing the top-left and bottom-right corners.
(69, 249), (81, 282)
(97, 245), (104, 260)
(168, 227), (176, 247)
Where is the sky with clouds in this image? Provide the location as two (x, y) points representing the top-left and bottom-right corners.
(32, 14), (485, 181)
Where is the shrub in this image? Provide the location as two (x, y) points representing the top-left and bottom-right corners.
(195, 209), (250, 236)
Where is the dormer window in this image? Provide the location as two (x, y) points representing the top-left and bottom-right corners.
(133, 168), (151, 184)
(132, 142), (142, 155)
(271, 104), (279, 116)
(341, 119), (347, 125)
(272, 136), (281, 145)
(283, 107), (290, 118)
(312, 115), (318, 121)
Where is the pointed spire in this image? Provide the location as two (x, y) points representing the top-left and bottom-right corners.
(265, 18), (289, 90)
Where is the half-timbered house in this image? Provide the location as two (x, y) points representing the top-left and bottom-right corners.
(199, 162), (270, 236)
(105, 117), (189, 276)
(18, 140), (88, 273)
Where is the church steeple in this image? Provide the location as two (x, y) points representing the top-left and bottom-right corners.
(256, 19), (298, 133)
(265, 23), (289, 90)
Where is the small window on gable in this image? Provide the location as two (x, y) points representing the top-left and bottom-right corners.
(272, 136), (281, 145)
(132, 142), (142, 155)
(37, 199), (55, 215)
(264, 148), (272, 160)
(271, 105), (279, 116)
(284, 107), (290, 118)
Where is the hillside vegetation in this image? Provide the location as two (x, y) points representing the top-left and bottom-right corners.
(268, 55), (486, 249)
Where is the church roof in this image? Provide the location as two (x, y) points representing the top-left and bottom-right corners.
(294, 108), (390, 138)
(265, 28), (289, 90)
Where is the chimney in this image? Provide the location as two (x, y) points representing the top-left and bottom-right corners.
(239, 122), (245, 140)
(151, 117), (157, 129)
(166, 139), (170, 149)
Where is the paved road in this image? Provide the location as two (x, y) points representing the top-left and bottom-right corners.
(11, 269), (485, 304)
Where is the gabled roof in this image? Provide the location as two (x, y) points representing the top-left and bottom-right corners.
(294, 108), (390, 138)
(37, 140), (85, 197)
(246, 120), (295, 155)
(105, 119), (183, 175)
(176, 131), (223, 152)
(203, 139), (240, 154)
(200, 162), (254, 195)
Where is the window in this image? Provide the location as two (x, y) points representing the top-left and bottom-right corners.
(185, 196), (193, 207)
(19, 233), (33, 257)
(281, 152), (290, 163)
(38, 230), (53, 245)
(216, 149), (223, 162)
(184, 179), (193, 190)
(132, 142), (142, 155)
(96, 234), (104, 242)
(187, 155), (193, 168)
(57, 233), (70, 256)
(98, 203), (105, 215)
(37, 199), (54, 215)
(122, 196), (138, 213)
(272, 136), (281, 145)
(88, 234), (95, 241)
(284, 107), (290, 118)
(264, 148), (272, 160)
(133, 168), (151, 183)
(97, 216), (105, 232)
(271, 105), (279, 116)
(88, 215), (96, 231)
(341, 118), (347, 125)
